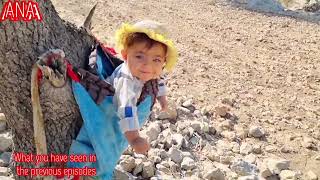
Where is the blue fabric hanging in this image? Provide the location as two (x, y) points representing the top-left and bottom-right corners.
(67, 45), (152, 179)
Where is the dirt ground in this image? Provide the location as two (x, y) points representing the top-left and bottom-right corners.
(51, 0), (320, 178)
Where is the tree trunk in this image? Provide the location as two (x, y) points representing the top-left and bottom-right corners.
(0, 0), (94, 177)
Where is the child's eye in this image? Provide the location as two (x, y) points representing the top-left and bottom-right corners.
(153, 58), (162, 63)
(136, 55), (143, 59)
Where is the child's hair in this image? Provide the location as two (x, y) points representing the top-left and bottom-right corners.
(125, 32), (167, 53)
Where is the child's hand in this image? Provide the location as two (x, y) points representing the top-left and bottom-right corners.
(125, 131), (150, 154)
(131, 136), (150, 154)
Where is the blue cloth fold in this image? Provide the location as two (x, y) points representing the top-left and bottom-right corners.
(67, 82), (152, 179)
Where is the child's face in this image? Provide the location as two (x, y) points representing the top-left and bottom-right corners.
(121, 42), (166, 82)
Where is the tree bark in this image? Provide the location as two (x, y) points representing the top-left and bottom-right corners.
(0, 0), (94, 178)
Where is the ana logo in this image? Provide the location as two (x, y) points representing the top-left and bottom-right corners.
(0, 0), (42, 22)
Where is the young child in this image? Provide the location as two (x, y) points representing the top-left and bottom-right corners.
(106, 20), (178, 154)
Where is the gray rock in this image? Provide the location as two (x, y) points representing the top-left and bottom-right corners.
(279, 170), (298, 180)
(150, 156), (161, 164)
(219, 155), (234, 165)
(0, 176), (14, 180)
(171, 133), (184, 149)
(160, 161), (170, 168)
(0, 152), (11, 167)
(306, 170), (318, 180)
(244, 154), (257, 164)
(168, 147), (183, 164)
(231, 142), (240, 153)
(218, 120), (234, 131)
(155, 164), (170, 174)
(190, 136), (200, 146)
(221, 131), (236, 141)
(252, 144), (262, 154)
(230, 160), (258, 176)
(267, 159), (290, 175)
(142, 161), (155, 178)
(280, 145), (293, 153)
(119, 156), (135, 172)
(182, 99), (193, 107)
(114, 165), (135, 180)
(0, 114), (5, 121)
(238, 175), (259, 180)
(159, 149), (168, 160)
(194, 110), (201, 117)
(236, 127), (248, 139)
(181, 157), (196, 170)
(133, 159), (143, 176)
(259, 163), (272, 178)
(0, 122), (6, 133)
(240, 143), (253, 155)
(209, 126), (216, 135)
(145, 122), (161, 142)
(203, 168), (225, 180)
(168, 160), (179, 172)
(265, 145), (277, 153)
(0, 132), (12, 152)
(182, 151), (193, 159)
(190, 121), (202, 133)
(177, 106), (191, 114)
(0, 167), (9, 176)
(249, 126), (265, 138)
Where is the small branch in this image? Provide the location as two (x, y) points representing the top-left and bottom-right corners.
(83, 3), (98, 33)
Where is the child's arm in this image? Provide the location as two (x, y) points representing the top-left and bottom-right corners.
(115, 77), (150, 153)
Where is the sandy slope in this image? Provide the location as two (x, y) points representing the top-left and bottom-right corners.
(52, 0), (320, 178)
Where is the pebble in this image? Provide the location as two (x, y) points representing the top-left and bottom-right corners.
(221, 131), (236, 141)
(266, 158), (290, 175)
(244, 154), (257, 164)
(168, 147), (183, 164)
(236, 127), (249, 139)
(240, 143), (253, 155)
(218, 120), (234, 131)
(215, 105), (230, 117)
(0, 114), (5, 121)
(249, 126), (265, 138)
(181, 157), (196, 170)
(0, 167), (9, 176)
(119, 156), (135, 172)
(0, 132), (12, 152)
(0, 152), (11, 167)
(203, 168), (225, 180)
(182, 99), (193, 107)
(171, 133), (184, 149)
(144, 122), (161, 142)
(177, 106), (191, 114)
(230, 159), (258, 176)
(190, 121), (202, 133)
(0, 122), (6, 133)
(132, 159), (143, 175)
(238, 175), (259, 180)
(142, 161), (155, 178)
(279, 170), (298, 180)
(252, 144), (262, 154)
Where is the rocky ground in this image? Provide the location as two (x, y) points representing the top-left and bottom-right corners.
(1, 0), (320, 179)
